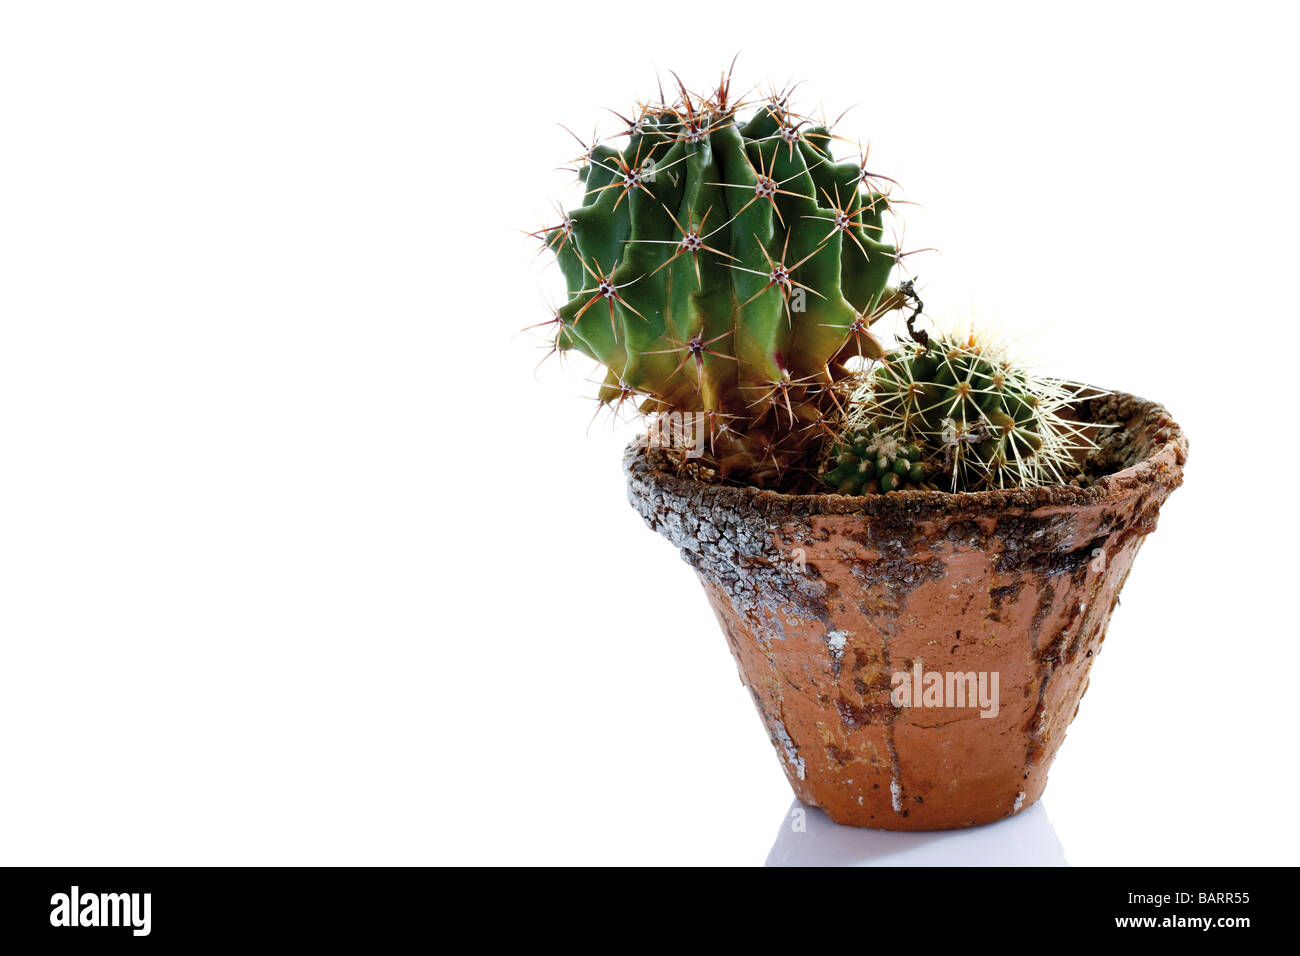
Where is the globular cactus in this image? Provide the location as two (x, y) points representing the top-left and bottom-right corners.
(844, 329), (1096, 492)
(820, 423), (928, 494)
(532, 67), (920, 486)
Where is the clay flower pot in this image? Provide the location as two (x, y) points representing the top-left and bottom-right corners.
(626, 391), (1186, 830)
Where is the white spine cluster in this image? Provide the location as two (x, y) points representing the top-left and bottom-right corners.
(845, 329), (1103, 491)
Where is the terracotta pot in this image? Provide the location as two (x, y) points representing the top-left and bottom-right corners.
(625, 391), (1187, 830)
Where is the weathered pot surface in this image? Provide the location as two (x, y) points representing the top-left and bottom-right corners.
(625, 391), (1187, 830)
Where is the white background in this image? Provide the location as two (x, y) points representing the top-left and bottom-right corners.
(2, 1), (1297, 866)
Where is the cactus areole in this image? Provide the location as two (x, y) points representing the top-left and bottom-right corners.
(529, 70), (1188, 830)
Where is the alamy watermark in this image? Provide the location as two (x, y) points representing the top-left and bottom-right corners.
(891, 660), (1000, 718)
(50, 885), (151, 936)
(646, 411), (706, 458)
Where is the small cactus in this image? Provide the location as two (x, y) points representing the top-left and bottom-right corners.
(820, 424), (927, 494)
(531, 66), (922, 486)
(843, 328), (1096, 492)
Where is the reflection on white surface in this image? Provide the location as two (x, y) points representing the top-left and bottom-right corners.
(765, 800), (1068, 867)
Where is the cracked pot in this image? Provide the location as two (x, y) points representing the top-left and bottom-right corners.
(625, 390), (1187, 830)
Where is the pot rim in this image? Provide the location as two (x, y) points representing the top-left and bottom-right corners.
(625, 388), (1187, 518)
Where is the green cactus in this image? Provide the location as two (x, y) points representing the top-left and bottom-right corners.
(533, 69), (917, 485)
(820, 423), (928, 494)
(844, 329), (1095, 492)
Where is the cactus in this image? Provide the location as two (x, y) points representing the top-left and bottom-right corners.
(532, 67), (919, 486)
(820, 423), (928, 494)
(843, 328), (1096, 492)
